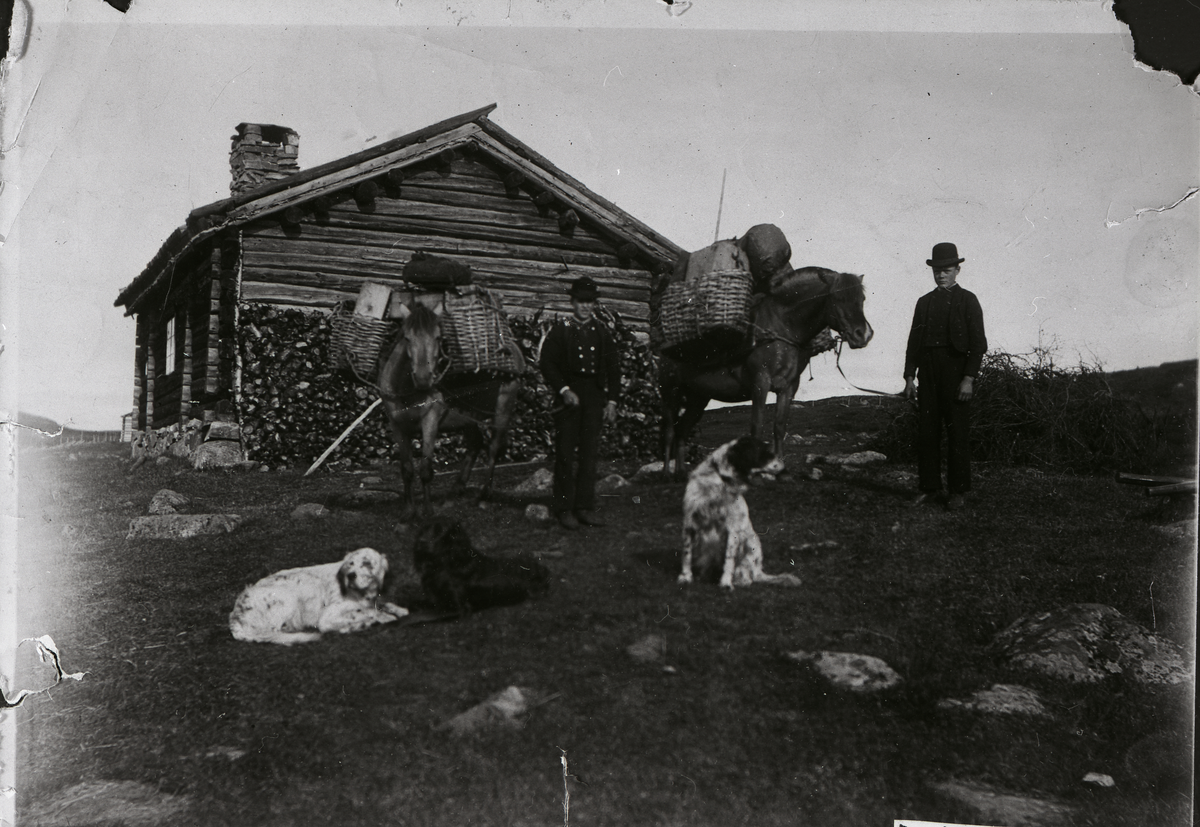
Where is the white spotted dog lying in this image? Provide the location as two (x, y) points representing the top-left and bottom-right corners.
(229, 548), (408, 645)
(679, 436), (802, 590)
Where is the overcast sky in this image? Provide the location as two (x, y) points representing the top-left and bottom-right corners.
(2, 0), (1197, 431)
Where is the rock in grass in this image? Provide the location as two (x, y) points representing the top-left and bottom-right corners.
(632, 460), (666, 481)
(991, 603), (1191, 686)
(437, 686), (535, 736)
(291, 503), (331, 520)
(937, 683), (1050, 717)
(786, 650), (902, 692)
(148, 489), (189, 515)
(512, 468), (554, 494)
(127, 514), (242, 539)
(524, 504), (552, 524)
(332, 489), (402, 508)
(930, 779), (1076, 826)
(191, 440), (244, 470)
(626, 634), (666, 663)
(596, 473), (631, 493)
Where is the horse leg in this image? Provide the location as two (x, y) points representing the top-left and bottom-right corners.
(386, 415), (419, 519)
(417, 404), (442, 513)
(673, 390), (709, 480)
(451, 424), (484, 498)
(659, 369), (682, 474)
(773, 361), (805, 463)
(477, 379), (518, 501)
(749, 367), (772, 444)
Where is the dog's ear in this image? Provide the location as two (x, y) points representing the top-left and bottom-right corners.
(727, 436), (762, 478)
(336, 561), (350, 596)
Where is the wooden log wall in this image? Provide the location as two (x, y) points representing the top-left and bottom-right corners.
(238, 154), (667, 327)
(132, 316), (147, 430)
(141, 242), (218, 428)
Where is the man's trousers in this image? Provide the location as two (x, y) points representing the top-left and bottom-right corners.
(916, 347), (973, 496)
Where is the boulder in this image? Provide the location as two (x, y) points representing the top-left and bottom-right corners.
(204, 421), (241, 441)
(512, 468), (554, 494)
(596, 473), (631, 493)
(291, 503), (331, 521)
(632, 460), (667, 481)
(786, 650), (902, 693)
(991, 603), (1191, 685)
(937, 683), (1051, 717)
(127, 514), (242, 540)
(930, 779), (1076, 826)
(524, 504), (552, 524)
(191, 440), (243, 470)
(437, 686), (537, 736)
(148, 489), (189, 515)
(626, 634), (667, 663)
(333, 489), (402, 508)
(811, 451), (888, 466)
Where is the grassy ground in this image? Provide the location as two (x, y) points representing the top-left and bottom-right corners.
(13, 396), (1196, 827)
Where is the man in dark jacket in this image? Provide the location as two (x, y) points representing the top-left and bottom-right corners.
(540, 277), (622, 530)
(902, 242), (987, 511)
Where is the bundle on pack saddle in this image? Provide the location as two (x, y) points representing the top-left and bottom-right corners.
(329, 254), (522, 380)
(655, 224), (795, 365)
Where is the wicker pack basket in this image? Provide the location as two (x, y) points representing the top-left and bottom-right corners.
(329, 304), (398, 379)
(440, 286), (522, 375)
(659, 269), (754, 349)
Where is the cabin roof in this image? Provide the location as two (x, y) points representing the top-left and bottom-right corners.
(114, 104), (686, 315)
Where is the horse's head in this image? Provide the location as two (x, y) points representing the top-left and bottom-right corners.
(400, 304), (445, 391)
(820, 270), (873, 349)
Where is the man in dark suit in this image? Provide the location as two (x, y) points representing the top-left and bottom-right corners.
(540, 277), (622, 530)
(902, 242), (987, 511)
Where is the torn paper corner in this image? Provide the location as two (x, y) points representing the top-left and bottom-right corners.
(1, 635), (86, 709)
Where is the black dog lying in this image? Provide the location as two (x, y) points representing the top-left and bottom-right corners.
(411, 516), (550, 616)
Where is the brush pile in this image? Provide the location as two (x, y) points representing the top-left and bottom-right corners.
(871, 345), (1165, 473)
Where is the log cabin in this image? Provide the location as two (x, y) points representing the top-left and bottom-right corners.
(114, 104), (685, 432)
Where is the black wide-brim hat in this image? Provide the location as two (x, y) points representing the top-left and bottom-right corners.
(569, 276), (600, 301)
(927, 242), (965, 267)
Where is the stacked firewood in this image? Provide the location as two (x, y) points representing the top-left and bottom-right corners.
(236, 302), (668, 471)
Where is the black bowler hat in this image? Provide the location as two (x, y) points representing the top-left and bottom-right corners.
(569, 276), (600, 301)
(927, 242), (965, 268)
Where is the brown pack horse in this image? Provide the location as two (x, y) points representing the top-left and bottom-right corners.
(659, 267), (873, 476)
(378, 304), (526, 512)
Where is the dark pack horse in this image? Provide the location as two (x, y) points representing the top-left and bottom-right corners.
(659, 267), (873, 476)
(378, 303), (526, 512)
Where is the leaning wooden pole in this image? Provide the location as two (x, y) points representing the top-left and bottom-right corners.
(304, 397), (383, 476)
(713, 168), (727, 243)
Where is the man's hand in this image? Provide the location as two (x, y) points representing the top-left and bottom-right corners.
(902, 377), (917, 402)
(562, 389), (581, 407)
(603, 400), (618, 424)
(957, 376), (974, 402)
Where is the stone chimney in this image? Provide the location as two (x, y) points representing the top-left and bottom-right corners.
(229, 123), (300, 197)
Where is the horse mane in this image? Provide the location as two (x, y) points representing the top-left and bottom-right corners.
(774, 267), (863, 299)
(403, 303), (441, 336)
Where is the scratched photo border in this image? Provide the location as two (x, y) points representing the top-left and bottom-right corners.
(2, 2), (1197, 826)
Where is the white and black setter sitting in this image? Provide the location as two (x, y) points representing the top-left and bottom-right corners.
(412, 516), (550, 616)
(679, 436), (802, 589)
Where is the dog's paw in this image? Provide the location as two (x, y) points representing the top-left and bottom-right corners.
(382, 603), (409, 619)
(676, 572), (693, 586)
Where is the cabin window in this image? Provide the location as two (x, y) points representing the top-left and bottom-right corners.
(164, 317), (176, 375)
